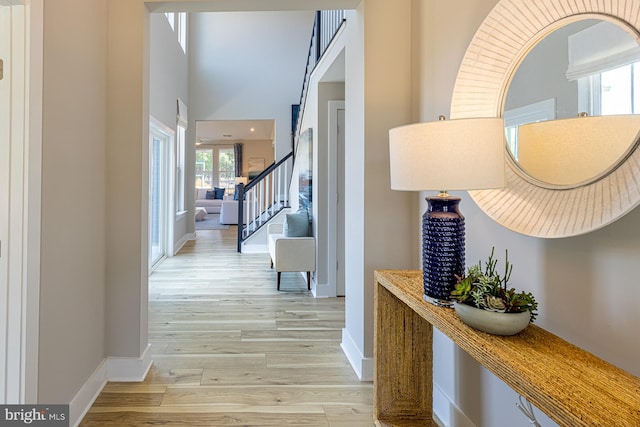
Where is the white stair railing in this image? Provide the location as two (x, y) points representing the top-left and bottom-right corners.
(236, 153), (293, 251)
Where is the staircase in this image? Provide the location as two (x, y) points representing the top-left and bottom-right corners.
(236, 153), (293, 252)
(235, 10), (346, 252)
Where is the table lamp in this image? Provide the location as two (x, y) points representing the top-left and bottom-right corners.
(389, 116), (505, 307)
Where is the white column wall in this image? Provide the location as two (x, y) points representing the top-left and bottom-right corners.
(38, 0), (108, 403)
(341, 0), (415, 380)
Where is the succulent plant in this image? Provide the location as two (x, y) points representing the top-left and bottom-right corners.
(451, 248), (538, 323)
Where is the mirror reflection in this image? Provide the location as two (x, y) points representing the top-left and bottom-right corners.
(504, 19), (640, 187)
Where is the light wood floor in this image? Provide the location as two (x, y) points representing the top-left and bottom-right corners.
(80, 227), (373, 426)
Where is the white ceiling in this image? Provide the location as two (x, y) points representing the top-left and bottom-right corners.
(196, 119), (275, 144)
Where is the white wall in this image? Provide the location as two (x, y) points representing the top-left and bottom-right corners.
(188, 11), (315, 161)
(150, 12), (190, 251)
(38, 0), (107, 403)
(417, 1), (640, 425)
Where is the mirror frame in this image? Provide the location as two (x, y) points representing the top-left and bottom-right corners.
(451, 0), (640, 238)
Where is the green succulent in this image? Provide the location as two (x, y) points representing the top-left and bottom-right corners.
(451, 248), (538, 323)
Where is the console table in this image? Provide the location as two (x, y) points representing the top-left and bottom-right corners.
(374, 270), (640, 426)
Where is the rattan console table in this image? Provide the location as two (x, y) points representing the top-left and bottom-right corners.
(373, 270), (640, 427)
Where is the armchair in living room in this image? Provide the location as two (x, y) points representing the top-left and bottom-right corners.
(267, 221), (315, 290)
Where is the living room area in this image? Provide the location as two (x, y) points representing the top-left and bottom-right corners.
(194, 120), (276, 230)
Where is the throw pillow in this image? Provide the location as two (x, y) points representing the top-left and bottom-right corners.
(205, 190), (215, 200)
(283, 212), (310, 237)
(214, 187), (225, 199)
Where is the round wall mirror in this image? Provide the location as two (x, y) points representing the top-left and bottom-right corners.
(504, 19), (640, 188)
(451, 2), (640, 238)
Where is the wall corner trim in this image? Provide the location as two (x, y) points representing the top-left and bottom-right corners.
(69, 345), (153, 426)
(341, 328), (373, 381)
(106, 343), (153, 382)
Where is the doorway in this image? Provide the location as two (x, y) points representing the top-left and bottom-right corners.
(328, 101), (346, 296)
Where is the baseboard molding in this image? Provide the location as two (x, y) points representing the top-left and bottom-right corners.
(340, 328), (373, 381)
(433, 382), (475, 427)
(240, 243), (268, 253)
(106, 343), (153, 382)
(69, 360), (107, 427)
(312, 279), (332, 298)
(69, 345), (153, 426)
(174, 233), (195, 254)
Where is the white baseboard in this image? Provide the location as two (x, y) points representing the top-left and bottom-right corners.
(312, 279), (332, 298)
(70, 344), (153, 426)
(340, 328), (373, 381)
(106, 343), (153, 382)
(69, 360), (107, 427)
(240, 243), (268, 253)
(433, 382), (476, 427)
(174, 233), (195, 254)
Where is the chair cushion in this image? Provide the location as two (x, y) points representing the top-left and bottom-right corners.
(283, 212), (309, 237)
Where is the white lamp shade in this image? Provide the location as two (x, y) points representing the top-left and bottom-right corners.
(389, 118), (506, 191)
(517, 114), (640, 186)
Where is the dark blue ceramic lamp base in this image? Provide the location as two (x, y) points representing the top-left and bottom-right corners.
(422, 196), (465, 307)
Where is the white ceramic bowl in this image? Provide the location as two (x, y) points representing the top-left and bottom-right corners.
(454, 302), (531, 336)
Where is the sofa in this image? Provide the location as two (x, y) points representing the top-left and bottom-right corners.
(195, 188), (225, 213)
(219, 200), (248, 225)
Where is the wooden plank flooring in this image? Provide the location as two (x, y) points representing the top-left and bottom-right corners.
(80, 227), (373, 426)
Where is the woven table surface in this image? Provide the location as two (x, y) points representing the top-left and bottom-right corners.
(375, 270), (640, 427)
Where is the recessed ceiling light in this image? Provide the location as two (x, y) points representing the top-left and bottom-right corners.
(250, 128), (255, 132)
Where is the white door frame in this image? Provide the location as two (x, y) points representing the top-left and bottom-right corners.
(328, 101), (345, 297)
(1, 0), (43, 403)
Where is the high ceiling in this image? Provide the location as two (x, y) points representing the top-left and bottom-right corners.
(196, 119), (275, 144)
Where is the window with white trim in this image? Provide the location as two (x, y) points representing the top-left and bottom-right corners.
(164, 13), (175, 31)
(504, 99), (556, 160)
(175, 125), (186, 212)
(568, 21), (640, 116)
(164, 12), (187, 54)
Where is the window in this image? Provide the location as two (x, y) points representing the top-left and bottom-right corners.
(149, 118), (174, 270)
(164, 12), (187, 54)
(195, 146), (236, 195)
(175, 125), (186, 212)
(164, 12), (175, 31)
(569, 21), (640, 116)
(579, 63), (640, 116)
(504, 99), (556, 160)
(178, 12), (187, 53)
(218, 147), (235, 195)
(195, 148), (213, 189)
